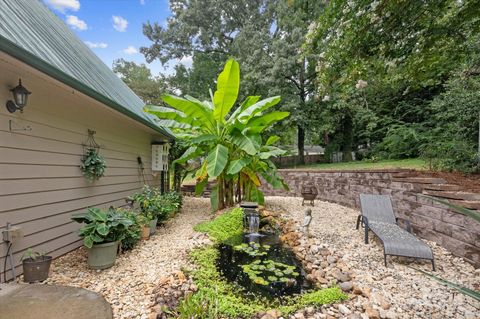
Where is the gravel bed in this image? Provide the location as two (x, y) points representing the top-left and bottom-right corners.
(266, 196), (480, 319)
(45, 197), (211, 319)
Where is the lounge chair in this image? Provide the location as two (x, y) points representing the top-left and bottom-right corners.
(356, 194), (435, 270)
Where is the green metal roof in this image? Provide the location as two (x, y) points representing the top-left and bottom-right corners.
(0, 0), (174, 140)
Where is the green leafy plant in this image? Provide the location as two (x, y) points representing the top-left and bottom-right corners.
(145, 59), (289, 210)
(118, 209), (142, 251)
(233, 242), (270, 257)
(21, 248), (46, 261)
(71, 207), (133, 248)
(241, 259), (299, 286)
(80, 148), (106, 181)
(130, 186), (180, 221)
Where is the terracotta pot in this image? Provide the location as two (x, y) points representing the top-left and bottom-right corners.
(141, 226), (150, 240)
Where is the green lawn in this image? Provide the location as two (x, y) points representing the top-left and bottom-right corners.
(296, 158), (427, 171)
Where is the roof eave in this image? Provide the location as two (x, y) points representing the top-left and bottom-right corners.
(0, 36), (175, 141)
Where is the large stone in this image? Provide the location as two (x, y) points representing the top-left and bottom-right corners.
(0, 284), (112, 319)
(339, 281), (353, 292)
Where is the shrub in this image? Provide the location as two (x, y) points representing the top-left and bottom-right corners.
(372, 124), (424, 159)
(118, 209), (142, 251)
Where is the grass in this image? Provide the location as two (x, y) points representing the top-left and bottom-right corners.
(296, 158), (426, 171)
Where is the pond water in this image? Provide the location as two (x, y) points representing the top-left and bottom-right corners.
(217, 232), (312, 299)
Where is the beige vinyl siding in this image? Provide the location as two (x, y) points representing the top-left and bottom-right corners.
(0, 52), (166, 280)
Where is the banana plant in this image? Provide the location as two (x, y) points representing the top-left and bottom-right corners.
(145, 59), (289, 210)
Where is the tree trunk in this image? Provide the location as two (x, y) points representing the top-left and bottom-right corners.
(342, 115), (354, 162)
(217, 175), (225, 210)
(298, 125), (305, 165)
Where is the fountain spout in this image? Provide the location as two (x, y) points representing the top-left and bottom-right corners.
(241, 202), (260, 234)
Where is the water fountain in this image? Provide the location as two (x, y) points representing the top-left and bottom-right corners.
(216, 202), (311, 299)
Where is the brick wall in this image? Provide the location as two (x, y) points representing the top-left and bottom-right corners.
(261, 169), (480, 267)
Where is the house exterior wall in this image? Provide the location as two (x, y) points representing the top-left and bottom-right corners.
(0, 52), (165, 280)
(261, 169), (480, 267)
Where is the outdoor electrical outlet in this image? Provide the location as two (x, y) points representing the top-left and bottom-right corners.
(2, 226), (23, 243)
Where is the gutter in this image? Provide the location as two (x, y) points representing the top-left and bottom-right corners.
(0, 36), (175, 141)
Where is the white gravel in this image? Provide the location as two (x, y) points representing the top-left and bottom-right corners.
(265, 196), (480, 319)
(45, 197), (211, 319)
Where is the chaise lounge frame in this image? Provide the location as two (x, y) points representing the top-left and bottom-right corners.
(356, 194), (435, 270)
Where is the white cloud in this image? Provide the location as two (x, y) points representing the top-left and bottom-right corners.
(66, 15), (87, 30)
(123, 46), (138, 55)
(140, 0), (146, 4)
(178, 55), (193, 67)
(85, 41), (108, 49)
(112, 16), (128, 32)
(45, 0), (80, 12)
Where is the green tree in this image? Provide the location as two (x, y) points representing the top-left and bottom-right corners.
(145, 59), (289, 210)
(112, 58), (167, 105)
(306, 0), (480, 161)
(141, 0), (325, 164)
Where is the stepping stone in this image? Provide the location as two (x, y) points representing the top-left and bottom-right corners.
(0, 284), (112, 319)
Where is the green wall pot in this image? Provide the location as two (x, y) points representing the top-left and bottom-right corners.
(87, 241), (119, 270)
(149, 218), (158, 235)
(22, 256), (52, 283)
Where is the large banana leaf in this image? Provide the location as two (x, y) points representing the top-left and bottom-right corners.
(162, 95), (216, 131)
(206, 144), (229, 177)
(265, 135), (280, 146)
(237, 96), (281, 123)
(247, 111), (290, 130)
(227, 158), (252, 175)
(173, 146), (202, 165)
(230, 131), (258, 155)
(242, 167), (261, 186)
(144, 105), (196, 127)
(228, 95), (261, 123)
(259, 146), (286, 159)
(190, 134), (218, 145)
(418, 194), (480, 223)
(213, 59), (240, 122)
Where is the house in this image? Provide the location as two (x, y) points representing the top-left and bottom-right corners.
(0, 0), (174, 280)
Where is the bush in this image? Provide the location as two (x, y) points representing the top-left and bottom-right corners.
(130, 186), (183, 222)
(118, 209), (142, 251)
(372, 124), (425, 159)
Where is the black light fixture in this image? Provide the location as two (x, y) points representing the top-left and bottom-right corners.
(6, 79), (31, 113)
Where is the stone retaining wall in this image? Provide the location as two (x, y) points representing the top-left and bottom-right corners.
(261, 169), (480, 267)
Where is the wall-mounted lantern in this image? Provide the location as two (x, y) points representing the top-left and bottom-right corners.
(6, 79), (31, 113)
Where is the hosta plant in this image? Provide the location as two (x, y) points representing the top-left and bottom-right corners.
(145, 59), (289, 210)
(72, 207), (133, 248)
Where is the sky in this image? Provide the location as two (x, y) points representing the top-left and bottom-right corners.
(43, 0), (191, 76)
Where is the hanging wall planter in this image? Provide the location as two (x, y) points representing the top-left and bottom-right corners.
(80, 130), (106, 181)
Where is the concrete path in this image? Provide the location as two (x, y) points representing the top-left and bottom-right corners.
(0, 283), (112, 319)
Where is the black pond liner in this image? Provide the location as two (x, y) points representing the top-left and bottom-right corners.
(216, 232), (313, 300)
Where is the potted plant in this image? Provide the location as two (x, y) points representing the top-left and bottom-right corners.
(72, 207), (132, 269)
(117, 209), (142, 252)
(135, 214), (150, 240)
(80, 148), (106, 182)
(21, 248), (52, 283)
(131, 186), (161, 235)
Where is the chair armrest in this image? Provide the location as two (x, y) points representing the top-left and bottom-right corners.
(396, 217), (412, 233)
